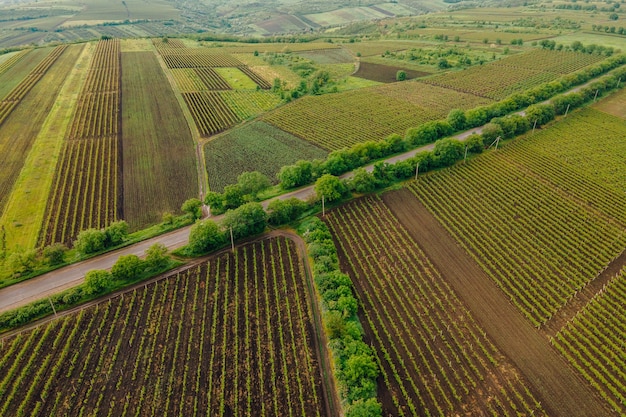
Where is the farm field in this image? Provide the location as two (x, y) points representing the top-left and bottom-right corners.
(353, 61), (429, 83)
(324, 196), (547, 416)
(593, 88), (626, 119)
(0, 44), (88, 251)
(0, 236), (331, 416)
(204, 121), (327, 192)
(121, 51), (198, 230)
(508, 108), (626, 195)
(157, 42), (278, 136)
(423, 49), (605, 99)
(39, 39), (122, 247)
(407, 116), (626, 326)
(0, 44), (80, 229)
(0, 48), (51, 100)
(554, 267), (626, 415)
(264, 81), (490, 150)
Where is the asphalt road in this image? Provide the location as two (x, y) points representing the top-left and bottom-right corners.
(0, 78), (603, 313)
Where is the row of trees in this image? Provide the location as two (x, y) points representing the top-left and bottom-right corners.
(298, 217), (382, 417)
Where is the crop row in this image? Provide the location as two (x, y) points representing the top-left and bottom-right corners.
(0, 237), (328, 416)
(490, 49), (604, 74)
(0, 45), (67, 126)
(324, 196), (546, 416)
(507, 108), (626, 195)
(237, 65), (272, 89)
(39, 39), (122, 246)
(264, 81), (487, 151)
(39, 135), (120, 247)
(161, 52), (243, 68)
(553, 268), (626, 415)
(0, 49), (29, 76)
(182, 92), (239, 136)
(408, 152), (626, 326)
(220, 91), (282, 120)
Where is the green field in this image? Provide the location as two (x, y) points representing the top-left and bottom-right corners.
(121, 51), (198, 230)
(264, 81), (490, 150)
(204, 121), (327, 192)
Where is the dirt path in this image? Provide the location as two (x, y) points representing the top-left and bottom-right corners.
(382, 188), (611, 417)
(542, 248), (626, 338)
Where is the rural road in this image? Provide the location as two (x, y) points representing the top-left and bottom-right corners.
(0, 78), (607, 313)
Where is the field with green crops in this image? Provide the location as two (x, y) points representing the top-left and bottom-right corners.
(204, 122), (327, 192)
(264, 81), (490, 150)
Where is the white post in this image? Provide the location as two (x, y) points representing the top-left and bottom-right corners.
(564, 103), (570, 117)
(463, 146), (468, 164)
(617, 77), (622, 88)
(414, 162), (420, 180)
(593, 89), (599, 102)
(48, 297), (57, 318)
(207, 204), (210, 217)
(230, 227), (234, 252)
(532, 119), (537, 134)
(495, 136), (500, 151)
(322, 195), (325, 217)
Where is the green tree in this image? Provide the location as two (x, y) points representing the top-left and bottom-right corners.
(104, 220), (128, 247)
(74, 228), (106, 254)
(345, 398), (382, 417)
(432, 138), (464, 167)
(342, 354), (379, 387)
(348, 168), (377, 194)
(315, 174), (347, 202)
(84, 270), (112, 295)
(43, 243), (67, 266)
(481, 122), (504, 146)
(222, 184), (244, 209)
(111, 254), (143, 281)
(181, 198), (203, 220)
(267, 198), (308, 226)
(188, 220), (225, 254)
(237, 171), (271, 199)
(396, 70), (406, 81)
(7, 250), (37, 276)
(204, 191), (224, 214)
(223, 202), (267, 240)
(145, 243), (169, 270)
(447, 108), (466, 131)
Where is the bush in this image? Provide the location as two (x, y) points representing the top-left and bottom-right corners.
(181, 198), (203, 220)
(85, 270), (112, 295)
(222, 202), (267, 240)
(104, 220), (129, 247)
(188, 220), (225, 254)
(43, 243), (68, 266)
(267, 198), (308, 226)
(315, 174), (348, 202)
(111, 254), (143, 282)
(74, 228), (106, 254)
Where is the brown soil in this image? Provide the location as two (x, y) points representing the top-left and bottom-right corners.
(354, 61), (430, 83)
(382, 188), (612, 417)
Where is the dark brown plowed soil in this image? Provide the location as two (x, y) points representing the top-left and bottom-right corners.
(382, 188), (612, 417)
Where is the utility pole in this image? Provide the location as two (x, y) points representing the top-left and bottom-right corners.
(564, 103), (570, 117)
(230, 227), (234, 252)
(414, 162), (420, 180)
(48, 297), (57, 318)
(495, 136), (500, 151)
(593, 89), (599, 102)
(617, 77), (622, 88)
(463, 146), (468, 164)
(532, 119), (537, 135)
(321, 195), (325, 217)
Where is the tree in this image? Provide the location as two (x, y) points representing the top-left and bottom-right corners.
(223, 202), (267, 240)
(181, 198), (203, 220)
(345, 398), (382, 417)
(237, 171), (271, 199)
(396, 70), (406, 81)
(188, 220), (225, 254)
(43, 243), (67, 266)
(74, 228), (106, 254)
(315, 174), (347, 202)
(447, 108), (466, 131)
(267, 198), (308, 226)
(104, 220), (128, 247)
(84, 270), (111, 295)
(7, 250), (37, 276)
(204, 191), (224, 214)
(481, 122), (504, 146)
(525, 103), (555, 126)
(222, 184), (244, 209)
(348, 168), (377, 194)
(342, 354), (379, 387)
(111, 254), (143, 281)
(432, 138), (464, 167)
(145, 243), (169, 270)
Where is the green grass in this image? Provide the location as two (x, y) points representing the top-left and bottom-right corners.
(214, 67), (259, 90)
(551, 33), (626, 51)
(204, 121), (328, 192)
(333, 75), (382, 92)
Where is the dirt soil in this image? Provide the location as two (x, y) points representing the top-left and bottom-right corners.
(353, 61), (429, 83)
(382, 188), (612, 417)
